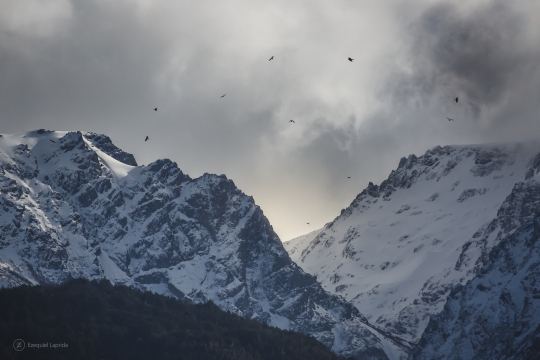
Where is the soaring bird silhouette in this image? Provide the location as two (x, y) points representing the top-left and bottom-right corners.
(306, 222), (310, 225)
(50, 139), (55, 143)
(447, 117), (454, 121)
(348, 57), (354, 62)
(154, 108), (157, 111)
(289, 120), (295, 123)
(220, 94), (226, 98)
(269, 56), (274, 61)
(145, 136), (149, 141)
(347, 176), (351, 179)
(455, 97), (458, 103)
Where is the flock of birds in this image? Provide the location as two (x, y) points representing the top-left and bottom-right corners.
(146, 57), (460, 139)
(143, 57), (461, 225)
(145, 56), (362, 141)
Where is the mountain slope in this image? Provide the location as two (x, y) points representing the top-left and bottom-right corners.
(412, 182), (540, 359)
(0, 130), (399, 359)
(284, 142), (540, 344)
(286, 228), (323, 259)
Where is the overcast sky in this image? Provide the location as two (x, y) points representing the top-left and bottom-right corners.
(1, 0), (539, 241)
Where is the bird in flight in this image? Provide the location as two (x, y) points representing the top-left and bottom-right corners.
(154, 108), (157, 111)
(289, 120), (295, 123)
(447, 117), (454, 121)
(220, 94), (226, 98)
(348, 57), (354, 62)
(455, 97), (458, 103)
(145, 136), (149, 141)
(306, 222), (310, 225)
(50, 139), (55, 143)
(269, 56), (274, 61)
(347, 176), (351, 179)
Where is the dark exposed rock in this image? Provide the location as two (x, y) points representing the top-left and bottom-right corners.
(84, 132), (138, 166)
(456, 188), (488, 203)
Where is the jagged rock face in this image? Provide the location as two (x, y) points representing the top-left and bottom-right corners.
(284, 142), (540, 345)
(412, 199), (540, 360)
(0, 130), (396, 360)
(83, 132), (138, 166)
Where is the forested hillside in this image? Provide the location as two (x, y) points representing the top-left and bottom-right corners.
(0, 279), (347, 360)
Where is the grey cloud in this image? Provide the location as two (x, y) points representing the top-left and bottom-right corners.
(0, 0), (166, 129)
(1, 0), (539, 241)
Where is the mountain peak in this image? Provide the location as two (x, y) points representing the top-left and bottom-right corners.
(285, 140), (540, 345)
(83, 132), (138, 166)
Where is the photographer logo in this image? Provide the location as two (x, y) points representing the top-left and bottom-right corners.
(13, 339), (25, 351)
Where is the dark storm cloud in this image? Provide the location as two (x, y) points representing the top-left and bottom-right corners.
(386, 1), (540, 120)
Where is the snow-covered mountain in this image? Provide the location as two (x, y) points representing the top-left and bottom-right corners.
(412, 187), (540, 359)
(0, 130), (405, 359)
(284, 142), (540, 345)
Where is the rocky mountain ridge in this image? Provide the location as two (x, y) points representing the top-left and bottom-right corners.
(0, 130), (404, 359)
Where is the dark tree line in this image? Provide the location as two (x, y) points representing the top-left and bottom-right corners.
(0, 279), (349, 360)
